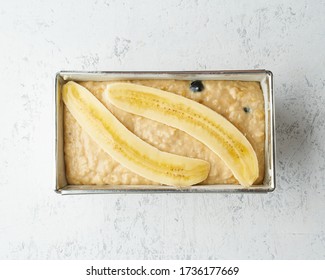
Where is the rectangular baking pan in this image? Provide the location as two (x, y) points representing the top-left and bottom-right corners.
(55, 70), (275, 194)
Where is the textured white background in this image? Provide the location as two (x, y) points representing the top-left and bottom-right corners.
(0, 0), (325, 259)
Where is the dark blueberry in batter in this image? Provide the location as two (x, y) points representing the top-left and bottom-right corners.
(190, 80), (204, 92)
(243, 107), (251, 113)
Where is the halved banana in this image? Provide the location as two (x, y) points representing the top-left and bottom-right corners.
(105, 82), (259, 186)
(62, 81), (210, 186)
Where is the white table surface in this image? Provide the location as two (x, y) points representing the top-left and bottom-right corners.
(0, 0), (324, 259)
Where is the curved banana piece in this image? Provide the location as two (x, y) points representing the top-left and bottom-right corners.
(106, 82), (259, 186)
(62, 81), (210, 187)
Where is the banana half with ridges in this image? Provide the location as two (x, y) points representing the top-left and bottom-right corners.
(105, 83), (259, 187)
(62, 81), (210, 187)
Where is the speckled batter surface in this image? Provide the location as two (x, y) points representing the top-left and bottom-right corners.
(63, 80), (265, 185)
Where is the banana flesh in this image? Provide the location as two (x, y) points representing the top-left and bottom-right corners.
(62, 81), (210, 187)
(105, 82), (259, 186)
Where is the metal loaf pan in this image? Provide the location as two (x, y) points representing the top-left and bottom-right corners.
(55, 70), (275, 194)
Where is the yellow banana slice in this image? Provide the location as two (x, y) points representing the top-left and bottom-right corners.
(106, 82), (259, 186)
(62, 81), (210, 187)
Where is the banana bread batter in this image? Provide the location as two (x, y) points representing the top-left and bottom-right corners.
(63, 80), (265, 185)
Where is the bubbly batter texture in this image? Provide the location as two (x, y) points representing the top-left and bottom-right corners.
(63, 80), (265, 185)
